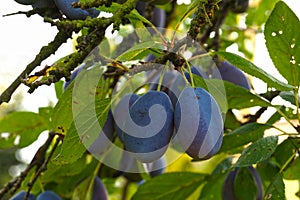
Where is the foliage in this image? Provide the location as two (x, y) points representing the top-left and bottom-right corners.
(0, 0), (300, 200)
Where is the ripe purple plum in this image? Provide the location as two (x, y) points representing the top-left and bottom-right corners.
(54, 0), (100, 20)
(121, 91), (173, 163)
(36, 191), (61, 200)
(222, 166), (263, 200)
(174, 86), (223, 160)
(136, 2), (166, 28)
(10, 191), (35, 200)
(211, 61), (250, 90)
(92, 177), (108, 200)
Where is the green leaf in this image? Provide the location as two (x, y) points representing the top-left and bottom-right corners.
(264, 173), (285, 200)
(116, 41), (163, 62)
(273, 138), (297, 167)
(234, 167), (259, 200)
(265, 1), (300, 86)
(198, 174), (226, 200)
(72, 175), (94, 200)
(220, 123), (268, 153)
(283, 158), (300, 180)
(52, 121), (86, 165)
(132, 172), (205, 200)
(279, 91), (300, 106)
(235, 136), (278, 167)
(0, 112), (47, 149)
(54, 80), (64, 99)
(216, 52), (295, 91)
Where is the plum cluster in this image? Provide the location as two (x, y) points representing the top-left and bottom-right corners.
(14, 0), (99, 19)
(10, 176), (108, 200)
(222, 166), (263, 200)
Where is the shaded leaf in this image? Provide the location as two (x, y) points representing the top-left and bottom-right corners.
(132, 172), (205, 200)
(264, 173), (285, 200)
(235, 136), (278, 167)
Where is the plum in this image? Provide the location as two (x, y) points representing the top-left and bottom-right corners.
(174, 86), (223, 160)
(121, 91), (173, 163)
(136, 2), (166, 28)
(54, 0), (100, 20)
(63, 64), (85, 90)
(147, 156), (166, 177)
(230, 0), (249, 13)
(88, 110), (115, 157)
(36, 191), (61, 200)
(184, 66), (208, 83)
(139, 0), (172, 5)
(211, 61), (250, 90)
(10, 191), (35, 200)
(222, 166), (263, 200)
(92, 177), (108, 200)
(31, 0), (62, 19)
(14, 0), (37, 5)
(113, 93), (139, 142)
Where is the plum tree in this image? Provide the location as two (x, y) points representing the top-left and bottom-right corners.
(222, 166), (263, 200)
(121, 91), (173, 163)
(53, 0), (100, 20)
(10, 191), (35, 200)
(36, 191), (61, 200)
(92, 177), (108, 200)
(211, 61), (250, 90)
(174, 86), (223, 160)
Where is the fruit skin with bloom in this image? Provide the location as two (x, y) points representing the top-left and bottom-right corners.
(53, 0), (100, 20)
(222, 166), (263, 200)
(174, 86), (223, 160)
(92, 177), (108, 200)
(10, 191), (35, 200)
(36, 191), (62, 200)
(121, 91), (174, 163)
(139, 0), (173, 5)
(211, 61), (250, 90)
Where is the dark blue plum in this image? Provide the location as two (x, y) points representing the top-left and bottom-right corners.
(139, 0), (172, 5)
(230, 0), (249, 13)
(54, 0), (100, 20)
(113, 93), (139, 142)
(122, 91), (173, 163)
(14, 0), (37, 5)
(211, 61), (250, 90)
(174, 86), (223, 160)
(136, 2), (166, 28)
(63, 64), (84, 90)
(88, 110), (115, 157)
(92, 177), (108, 200)
(222, 166), (263, 200)
(147, 156), (166, 177)
(184, 66), (208, 82)
(36, 191), (61, 200)
(10, 191), (35, 200)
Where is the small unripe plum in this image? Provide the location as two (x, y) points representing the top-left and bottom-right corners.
(54, 0), (100, 20)
(122, 91), (173, 163)
(222, 166), (263, 200)
(10, 191), (35, 200)
(63, 64), (84, 90)
(36, 191), (61, 200)
(113, 93), (139, 142)
(211, 61), (250, 90)
(88, 110), (115, 157)
(174, 86), (223, 160)
(92, 177), (108, 200)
